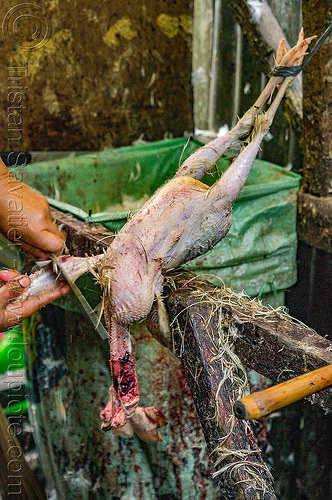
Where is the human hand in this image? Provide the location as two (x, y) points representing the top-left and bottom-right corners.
(0, 269), (70, 331)
(0, 159), (65, 259)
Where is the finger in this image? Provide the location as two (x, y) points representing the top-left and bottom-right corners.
(21, 229), (65, 257)
(6, 283), (70, 321)
(38, 228), (65, 254)
(0, 275), (31, 304)
(22, 211), (65, 253)
(0, 269), (22, 283)
(20, 241), (51, 260)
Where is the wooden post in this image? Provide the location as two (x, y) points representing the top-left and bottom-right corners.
(302, 3), (332, 197)
(297, 1), (332, 251)
(293, 1), (332, 339)
(164, 276), (277, 499)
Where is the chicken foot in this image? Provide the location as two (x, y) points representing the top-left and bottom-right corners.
(176, 28), (314, 182)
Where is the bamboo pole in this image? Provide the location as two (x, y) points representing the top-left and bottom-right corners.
(234, 365), (332, 420)
(0, 403), (46, 500)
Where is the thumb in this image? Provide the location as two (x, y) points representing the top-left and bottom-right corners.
(32, 228), (65, 255)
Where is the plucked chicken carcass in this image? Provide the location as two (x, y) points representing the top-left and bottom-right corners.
(21, 31), (313, 442)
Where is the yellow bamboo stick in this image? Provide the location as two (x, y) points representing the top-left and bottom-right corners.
(234, 364), (332, 420)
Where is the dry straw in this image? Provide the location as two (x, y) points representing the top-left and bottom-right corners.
(166, 271), (305, 490)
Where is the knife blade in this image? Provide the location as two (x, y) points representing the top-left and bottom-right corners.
(51, 254), (109, 340)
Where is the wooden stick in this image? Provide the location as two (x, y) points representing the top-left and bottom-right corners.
(0, 403), (46, 499)
(234, 365), (332, 420)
